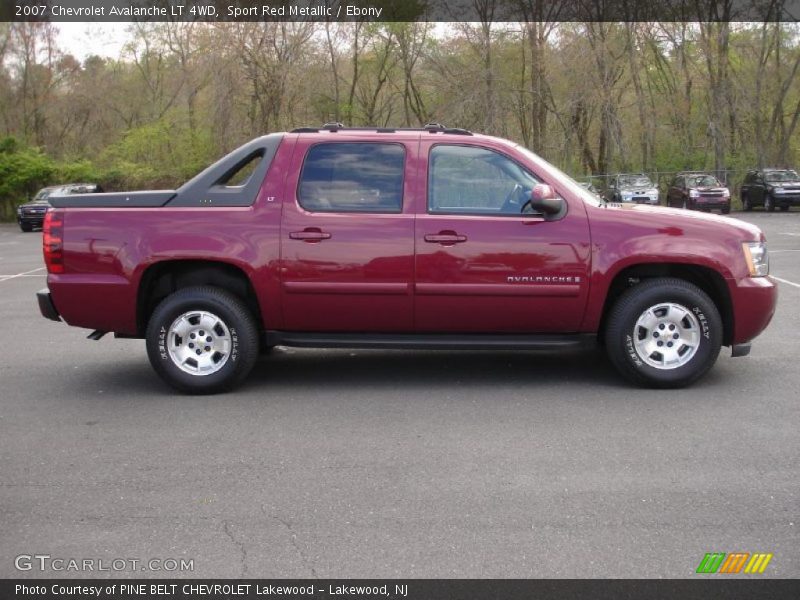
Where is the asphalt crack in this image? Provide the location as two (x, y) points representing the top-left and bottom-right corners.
(265, 505), (319, 578)
(222, 520), (249, 577)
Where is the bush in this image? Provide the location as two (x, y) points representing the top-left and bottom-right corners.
(0, 137), (56, 220)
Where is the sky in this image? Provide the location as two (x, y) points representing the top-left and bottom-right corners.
(56, 22), (132, 60)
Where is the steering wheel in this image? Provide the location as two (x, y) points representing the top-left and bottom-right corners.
(500, 184), (529, 214)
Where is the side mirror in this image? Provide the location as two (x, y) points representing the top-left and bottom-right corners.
(530, 184), (565, 216)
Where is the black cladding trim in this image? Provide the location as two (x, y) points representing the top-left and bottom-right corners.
(264, 331), (596, 351)
(168, 133), (284, 207)
(48, 191), (176, 208)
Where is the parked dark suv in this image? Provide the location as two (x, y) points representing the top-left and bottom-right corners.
(16, 183), (103, 231)
(740, 168), (800, 212)
(666, 172), (731, 214)
(606, 173), (659, 205)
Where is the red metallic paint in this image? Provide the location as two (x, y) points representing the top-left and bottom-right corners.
(45, 130), (777, 347)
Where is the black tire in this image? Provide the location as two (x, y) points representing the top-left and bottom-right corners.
(605, 278), (722, 388)
(145, 286), (259, 394)
(742, 194), (751, 211)
(722, 206), (731, 215)
(780, 205), (789, 212)
(19, 223), (32, 232)
(765, 194), (776, 212)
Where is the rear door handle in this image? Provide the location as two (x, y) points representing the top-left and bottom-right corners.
(289, 228), (331, 242)
(424, 231), (467, 245)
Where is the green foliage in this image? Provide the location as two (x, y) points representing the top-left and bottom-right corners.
(56, 159), (100, 184)
(0, 137), (55, 219)
(100, 116), (215, 189)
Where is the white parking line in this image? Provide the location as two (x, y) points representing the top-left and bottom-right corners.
(0, 267), (45, 282)
(774, 276), (800, 289)
(770, 249), (800, 253)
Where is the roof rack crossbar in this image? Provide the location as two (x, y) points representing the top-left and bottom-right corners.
(290, 123), (473, 136)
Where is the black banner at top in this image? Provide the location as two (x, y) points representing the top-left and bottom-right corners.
(3, 0), (800, 23)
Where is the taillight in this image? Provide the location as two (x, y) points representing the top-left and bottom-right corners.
(43, 210), (64, 274)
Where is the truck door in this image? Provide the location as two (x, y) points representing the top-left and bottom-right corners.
(414, 142), (591, 333)
(280, 137), (416, 332)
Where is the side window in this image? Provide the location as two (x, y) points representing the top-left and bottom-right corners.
(298, 143), (405, 213)
(428, 145), (541, 216)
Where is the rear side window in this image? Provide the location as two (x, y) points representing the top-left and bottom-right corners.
(298, 143), (405, 213)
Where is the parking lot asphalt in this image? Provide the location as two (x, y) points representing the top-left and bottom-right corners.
(0, 212), (798, 579)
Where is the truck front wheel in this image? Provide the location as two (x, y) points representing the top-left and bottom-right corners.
(604, 278), (722, 388)
(145, 286), (259, 394)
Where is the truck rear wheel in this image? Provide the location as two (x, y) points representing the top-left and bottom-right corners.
(605, 278), (722, 388)
(146, 286), (259, 394)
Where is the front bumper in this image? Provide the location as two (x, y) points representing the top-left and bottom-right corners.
(694, 199), (730, 210)
(37, 288), (61, 322)
(621, 195), (659, 205)
(772, 194), (800, 206)
(17, 215), (46, 226)
(730, 276), (777, 345)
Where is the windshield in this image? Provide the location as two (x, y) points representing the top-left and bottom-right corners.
(765, 170), (799, 182)
(514, 144), (604, 207)
(32, 189), (53, 202)
(687, 175), (721, 187)
(618, 175), (653, 188)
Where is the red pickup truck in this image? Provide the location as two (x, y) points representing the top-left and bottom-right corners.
(37, 124), (777, 393)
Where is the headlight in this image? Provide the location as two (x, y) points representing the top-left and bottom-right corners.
(722, 188), (730, 198)
(742, 242), (769, 277)
(689, 189), (699, 198)
(648, 188), (658, 196)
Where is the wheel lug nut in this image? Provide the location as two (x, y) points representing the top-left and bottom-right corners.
(206, 336), (212, 342)
(189, 343), (194, 349)
(199, 330), (204, 336)
(190, 333), (196, 339)
(205, 346), (211, 352)
(667, 342), (673, 347)
(657, 341), (663, 347)
(669, 324), (675, 331)
(673, 333), (679, 339)
(653, 332), (659, 338)
(196, 349), (202, 355)
(659, 324), (665, 330)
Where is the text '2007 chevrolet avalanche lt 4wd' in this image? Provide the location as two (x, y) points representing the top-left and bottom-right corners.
(37, 124), (777, 394)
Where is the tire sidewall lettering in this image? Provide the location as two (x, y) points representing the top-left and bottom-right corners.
(158, 326), (168, 360)
(230, 327), (239, 363)
(691, 305), (711, 340)
(625, 334), (643, 366)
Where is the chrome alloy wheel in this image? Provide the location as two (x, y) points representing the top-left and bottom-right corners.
(166, 310), (232, 375)
(632, 303), (701, 370)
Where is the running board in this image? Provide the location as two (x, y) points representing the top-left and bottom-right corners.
(264, 331), (595, 351)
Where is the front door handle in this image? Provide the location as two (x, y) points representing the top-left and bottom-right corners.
(290, 228), (331, 243)
(424, 231), (467, 245)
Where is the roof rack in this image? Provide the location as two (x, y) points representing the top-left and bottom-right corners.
(290, 123), (472, 136)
